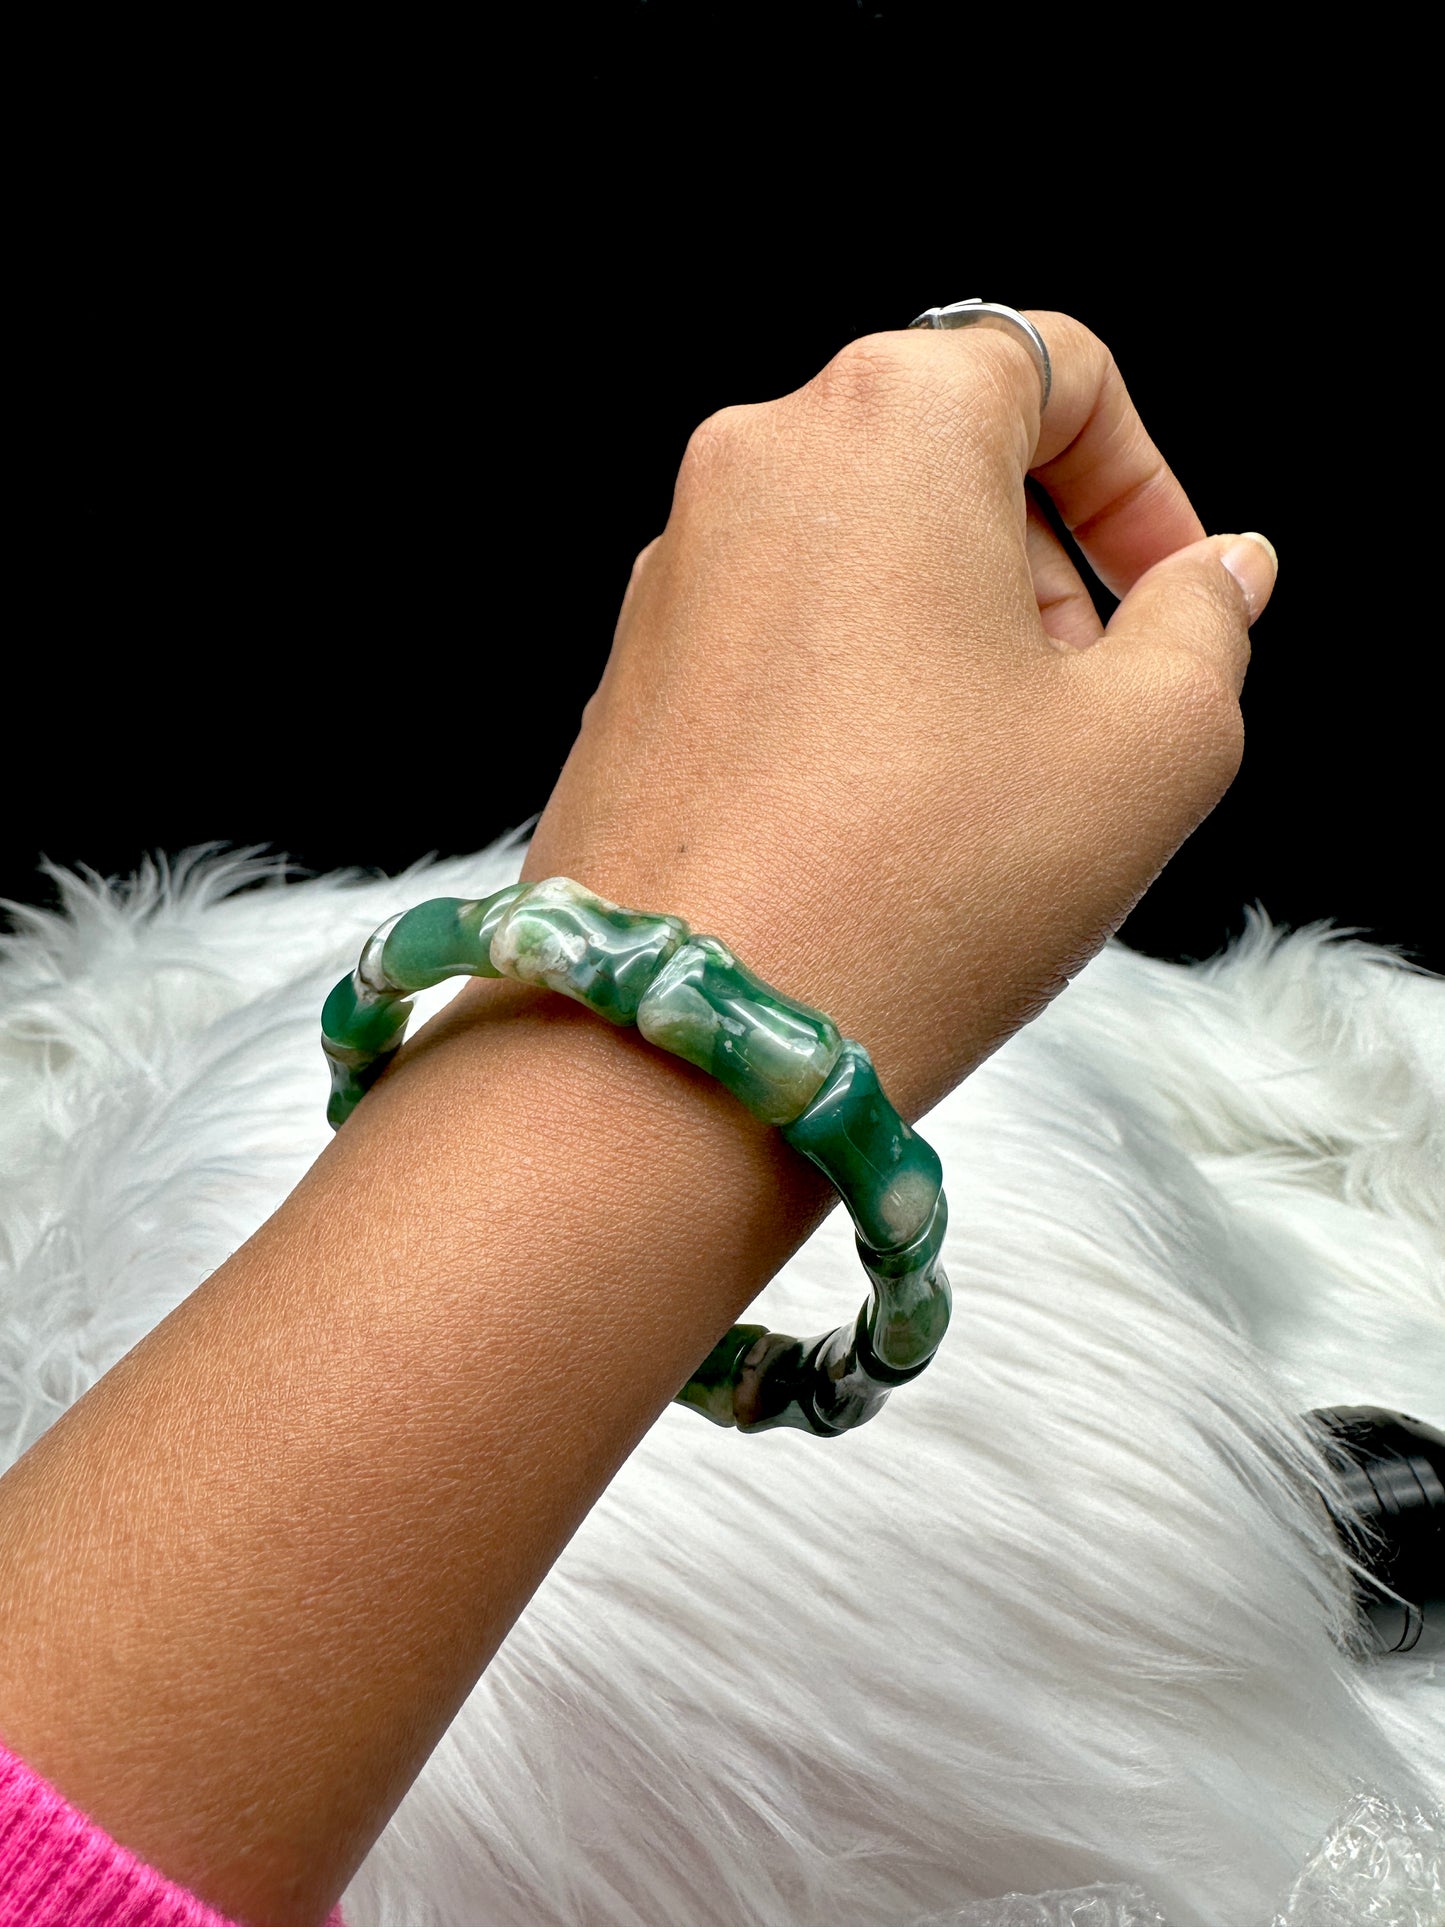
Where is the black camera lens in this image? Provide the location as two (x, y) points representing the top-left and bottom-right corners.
(1308, 1406), (1445, 1656)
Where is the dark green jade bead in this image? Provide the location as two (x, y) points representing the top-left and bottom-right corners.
(321, 975), (414, 1129)
(379, 885), (530, 990)
(672, 1323), (771, 1428)
(636, 936), (843, 1126)
(489, 877), (691, 1025)
(856, 1190), (952, 1373)
(324, 1052), (394, 1131)
(780, 1039), (943, 1255)
(321, 973), (413, 1058)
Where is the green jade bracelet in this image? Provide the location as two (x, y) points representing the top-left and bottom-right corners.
(320, 877), (951, 1437)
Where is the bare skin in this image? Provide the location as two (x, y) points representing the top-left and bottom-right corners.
(0, 313), (1275, 1926)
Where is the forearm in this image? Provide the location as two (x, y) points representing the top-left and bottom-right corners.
(0, 967), (837, 1927)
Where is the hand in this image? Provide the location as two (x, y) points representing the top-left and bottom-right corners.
(519, 312), (1275, 1119)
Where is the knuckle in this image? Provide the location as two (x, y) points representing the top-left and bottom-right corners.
(806, 329), (1020, 463)
(1051, 310), (1109, 358)
(627, 535), (661, 585)
(1033, 309), (1113, 381)
(808, 332), (921, 413)
(675, 403), (757, 493)
(1149, 646), (1246, 789)
(1149, 573), (1231, 646)
(616, 535), (661, 622)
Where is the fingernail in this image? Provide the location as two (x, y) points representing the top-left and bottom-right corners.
(1220, 532), (1279, 623)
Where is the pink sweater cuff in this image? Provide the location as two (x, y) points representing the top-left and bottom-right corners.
(0, 1738), (346, 1927)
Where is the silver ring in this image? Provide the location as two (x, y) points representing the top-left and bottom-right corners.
(908, 298), (1051, 414)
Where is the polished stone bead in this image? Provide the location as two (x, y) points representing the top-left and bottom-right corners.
(321, 973), (413, 1058)
(324, 1049), (398, 1131)
(381, 884), (529, 990)
(635, 936), (842, 1125)
(321, 973), (414, 1130)
(673, 1322), (771, 1428)
(674, 1314), (901, 1437)
(806, 1318), (896, 1431)
(856, 1190), (952, 1373)
(489, 876), (690, 1025)
(780, 1039), (943, 1253)
(728, 1330), (827, 1435)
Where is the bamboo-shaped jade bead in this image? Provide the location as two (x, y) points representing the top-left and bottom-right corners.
(636, 935), (843, 1126)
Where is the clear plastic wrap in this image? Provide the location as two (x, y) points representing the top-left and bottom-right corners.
(1270, 1786), (1444, 1926)
(900, 1787), (1443, 1926)
(908, 1886), (1169, 1926)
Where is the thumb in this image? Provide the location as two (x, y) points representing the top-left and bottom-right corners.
(1099, 531), (1278, 696)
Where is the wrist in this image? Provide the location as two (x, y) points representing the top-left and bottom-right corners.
(392, 970), (840, 1301)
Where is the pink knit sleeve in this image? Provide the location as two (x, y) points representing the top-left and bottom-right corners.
(0, 1737), (347, 1927)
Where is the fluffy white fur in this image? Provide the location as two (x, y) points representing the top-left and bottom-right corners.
(0, 837), (1440, 1927)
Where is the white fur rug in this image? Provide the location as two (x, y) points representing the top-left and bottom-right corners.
(1, 836), (1441, 1927)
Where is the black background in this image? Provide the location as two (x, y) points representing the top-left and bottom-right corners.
(12, 11), (1436, 972)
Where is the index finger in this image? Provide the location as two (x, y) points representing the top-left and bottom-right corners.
(962, 309), (1206, 599)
